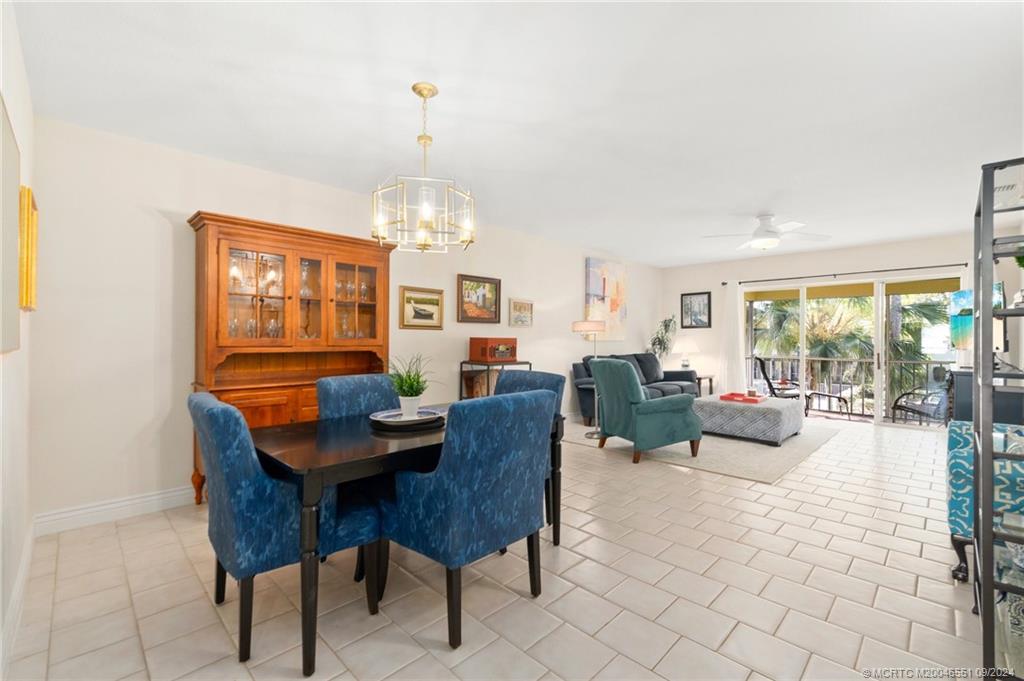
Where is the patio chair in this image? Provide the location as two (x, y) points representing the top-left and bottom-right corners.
(892, 387), (948, 425)
(754, 356), (852, 420)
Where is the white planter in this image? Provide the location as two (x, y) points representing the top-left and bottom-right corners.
(399, 396), (421, 420)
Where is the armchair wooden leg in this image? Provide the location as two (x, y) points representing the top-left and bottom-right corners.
(598, 436), (607, 448)
(446, 568), (462, 649)
(689, 439), (700, 458)
(214, 560), (226, 605)
(238, 577), (254, 662)
(353, 545), (365, 582)
(632, 448), (642, 464)
(364, 541), (380, 615)
(526, 531), (542, 597)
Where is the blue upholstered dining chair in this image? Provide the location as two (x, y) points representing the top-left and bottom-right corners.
(187, 392), (383, 662)
(317, 373), (400, 584)
(379, 390), (557, 648)
(494, 370), (566, 543)
(317, 373), (400, 419)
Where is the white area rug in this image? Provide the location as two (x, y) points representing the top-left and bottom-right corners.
(563, 419), (839, 484)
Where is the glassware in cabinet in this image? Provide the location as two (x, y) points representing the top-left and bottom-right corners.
(297, 257), (324, 342)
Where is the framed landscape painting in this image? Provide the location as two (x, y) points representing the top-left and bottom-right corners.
(509, 299), (533, 327)
(399, 286), (444, 330)
(584, 256), (626, 340)
(457, 274), (501, 323)
(680, 291), (711, 328)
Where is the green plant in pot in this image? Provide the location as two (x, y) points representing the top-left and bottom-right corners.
(648, 315), (678, 360)
(390, 355), (429, 419)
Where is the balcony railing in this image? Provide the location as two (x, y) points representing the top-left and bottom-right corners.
(747, 355), (953, 423)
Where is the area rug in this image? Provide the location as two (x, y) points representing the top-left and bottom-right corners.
(562, 419), (839, 484)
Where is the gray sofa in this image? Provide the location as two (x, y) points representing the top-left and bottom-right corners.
(571, 352), (698, 425)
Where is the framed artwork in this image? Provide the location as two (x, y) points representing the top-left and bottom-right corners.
(584, 256), (626, 340)
(1, 95), (20, 352)
(680, 291), (711, 329)
(398, 286), (444, 330)
(509, 299), (533, 327)
(457, 274), (501, 323)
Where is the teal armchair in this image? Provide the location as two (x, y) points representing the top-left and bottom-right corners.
(589, 358), (702, 463)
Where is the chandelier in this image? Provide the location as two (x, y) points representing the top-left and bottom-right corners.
(372, 82), (475, 253)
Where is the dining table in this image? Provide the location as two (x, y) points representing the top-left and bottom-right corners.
(251, 405), (565, 677)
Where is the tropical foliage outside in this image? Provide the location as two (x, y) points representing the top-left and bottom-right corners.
(747, 293), (950, 417)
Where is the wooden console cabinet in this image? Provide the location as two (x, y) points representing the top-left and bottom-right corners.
(190, 211), (393, 503)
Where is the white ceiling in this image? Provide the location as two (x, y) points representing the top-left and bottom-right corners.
(13, 2), (1024, 266)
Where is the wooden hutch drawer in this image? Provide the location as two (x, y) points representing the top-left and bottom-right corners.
(217, 388), (295, 427)
(296, 386), (319, 422)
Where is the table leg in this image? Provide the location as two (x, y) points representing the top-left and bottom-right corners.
(300, 473), (323, 677)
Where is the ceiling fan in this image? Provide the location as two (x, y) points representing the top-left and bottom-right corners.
(702, 214), (830, 251)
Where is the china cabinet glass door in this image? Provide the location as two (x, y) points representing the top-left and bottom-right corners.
(329, 258), (380, 344)
(296, 255), (325, 345)
(222, 243), (291, 345)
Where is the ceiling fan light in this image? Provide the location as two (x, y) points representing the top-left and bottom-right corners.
(749, 237), (780, 250)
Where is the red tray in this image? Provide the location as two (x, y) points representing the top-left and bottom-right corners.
(719, 392), (767, 404)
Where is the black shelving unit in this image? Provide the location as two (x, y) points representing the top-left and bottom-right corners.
(458, 360), (533, 400)
(973, 156), (1024, 677)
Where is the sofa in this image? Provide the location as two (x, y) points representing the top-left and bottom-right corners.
(572, 352), (698, 425)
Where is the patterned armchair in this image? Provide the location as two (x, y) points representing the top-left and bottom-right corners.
(494, 370), (566, 543)
(947, 420), (1024, 583)
(187, 393), (381, 662)
(589, 358), (702, 464)
(379, 390), (556, 648)
(316, 373), (400, 585)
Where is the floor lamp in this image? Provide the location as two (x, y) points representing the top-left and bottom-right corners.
(572, 320), (606, 439)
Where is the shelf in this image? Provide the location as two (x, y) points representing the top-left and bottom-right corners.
(995, 309), (1024, 318)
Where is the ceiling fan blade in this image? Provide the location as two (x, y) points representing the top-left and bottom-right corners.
(701, 233), (752, 239)
(735, 241), (754, 250)
(784, 231), (830, 241)
(775, 221), (806, 232)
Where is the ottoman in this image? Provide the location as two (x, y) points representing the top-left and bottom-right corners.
(692, 396), (803, 446)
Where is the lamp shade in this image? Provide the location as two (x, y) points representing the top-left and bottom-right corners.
(673, 336), (699, 354)
(572, 320), (606, 333)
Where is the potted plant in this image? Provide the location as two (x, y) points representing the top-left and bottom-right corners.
(390, 355), (429, 419)
(648, 315), (678, 360)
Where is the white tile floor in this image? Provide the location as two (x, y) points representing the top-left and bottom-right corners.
(6, 419), (980, 681)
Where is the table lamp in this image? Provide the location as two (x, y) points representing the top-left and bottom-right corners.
(572, 319), (606, 439)
(572, 319), (606, 357)
(672, 336), (699, 368)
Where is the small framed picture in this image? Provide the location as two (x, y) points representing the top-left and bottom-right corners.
(457, 274), (501, 323)
(509, 299), (533, 327)
(399, 286), (444, 330)
(680, 291), (711, 329)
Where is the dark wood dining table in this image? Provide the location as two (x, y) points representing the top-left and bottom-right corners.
(251, 406), (564, 677)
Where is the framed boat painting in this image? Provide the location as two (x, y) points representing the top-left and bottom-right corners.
(399, 286), (444, 330)
(509, 299), (533, 327)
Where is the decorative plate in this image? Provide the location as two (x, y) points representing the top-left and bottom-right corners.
(369, 408), (445, 426)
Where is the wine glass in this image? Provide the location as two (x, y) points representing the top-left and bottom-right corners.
(299, 262), (313, 299)
(359, 281), (369, 302)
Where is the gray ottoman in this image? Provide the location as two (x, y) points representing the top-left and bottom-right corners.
(692, 396), (803, 446)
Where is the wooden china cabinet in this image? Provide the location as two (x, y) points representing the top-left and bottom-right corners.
(189, 211), (393, 503)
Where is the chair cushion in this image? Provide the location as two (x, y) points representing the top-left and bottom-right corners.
(611, 354), (647, 384)
(634, 353), (664, 384)
(647, 380), (697, 396)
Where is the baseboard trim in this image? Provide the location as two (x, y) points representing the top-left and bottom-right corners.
(34, 486), (194, 537)
(1, 526), (34, 678)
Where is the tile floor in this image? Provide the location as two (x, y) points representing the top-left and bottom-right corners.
(6, 419), (980, 681)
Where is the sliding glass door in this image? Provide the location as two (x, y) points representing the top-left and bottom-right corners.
(744, 275), (957, 427)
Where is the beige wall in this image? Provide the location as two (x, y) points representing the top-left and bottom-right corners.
(1, 0), (34, 662)
(659, 233), (1023, 382)
(28, 118), (660, 516)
